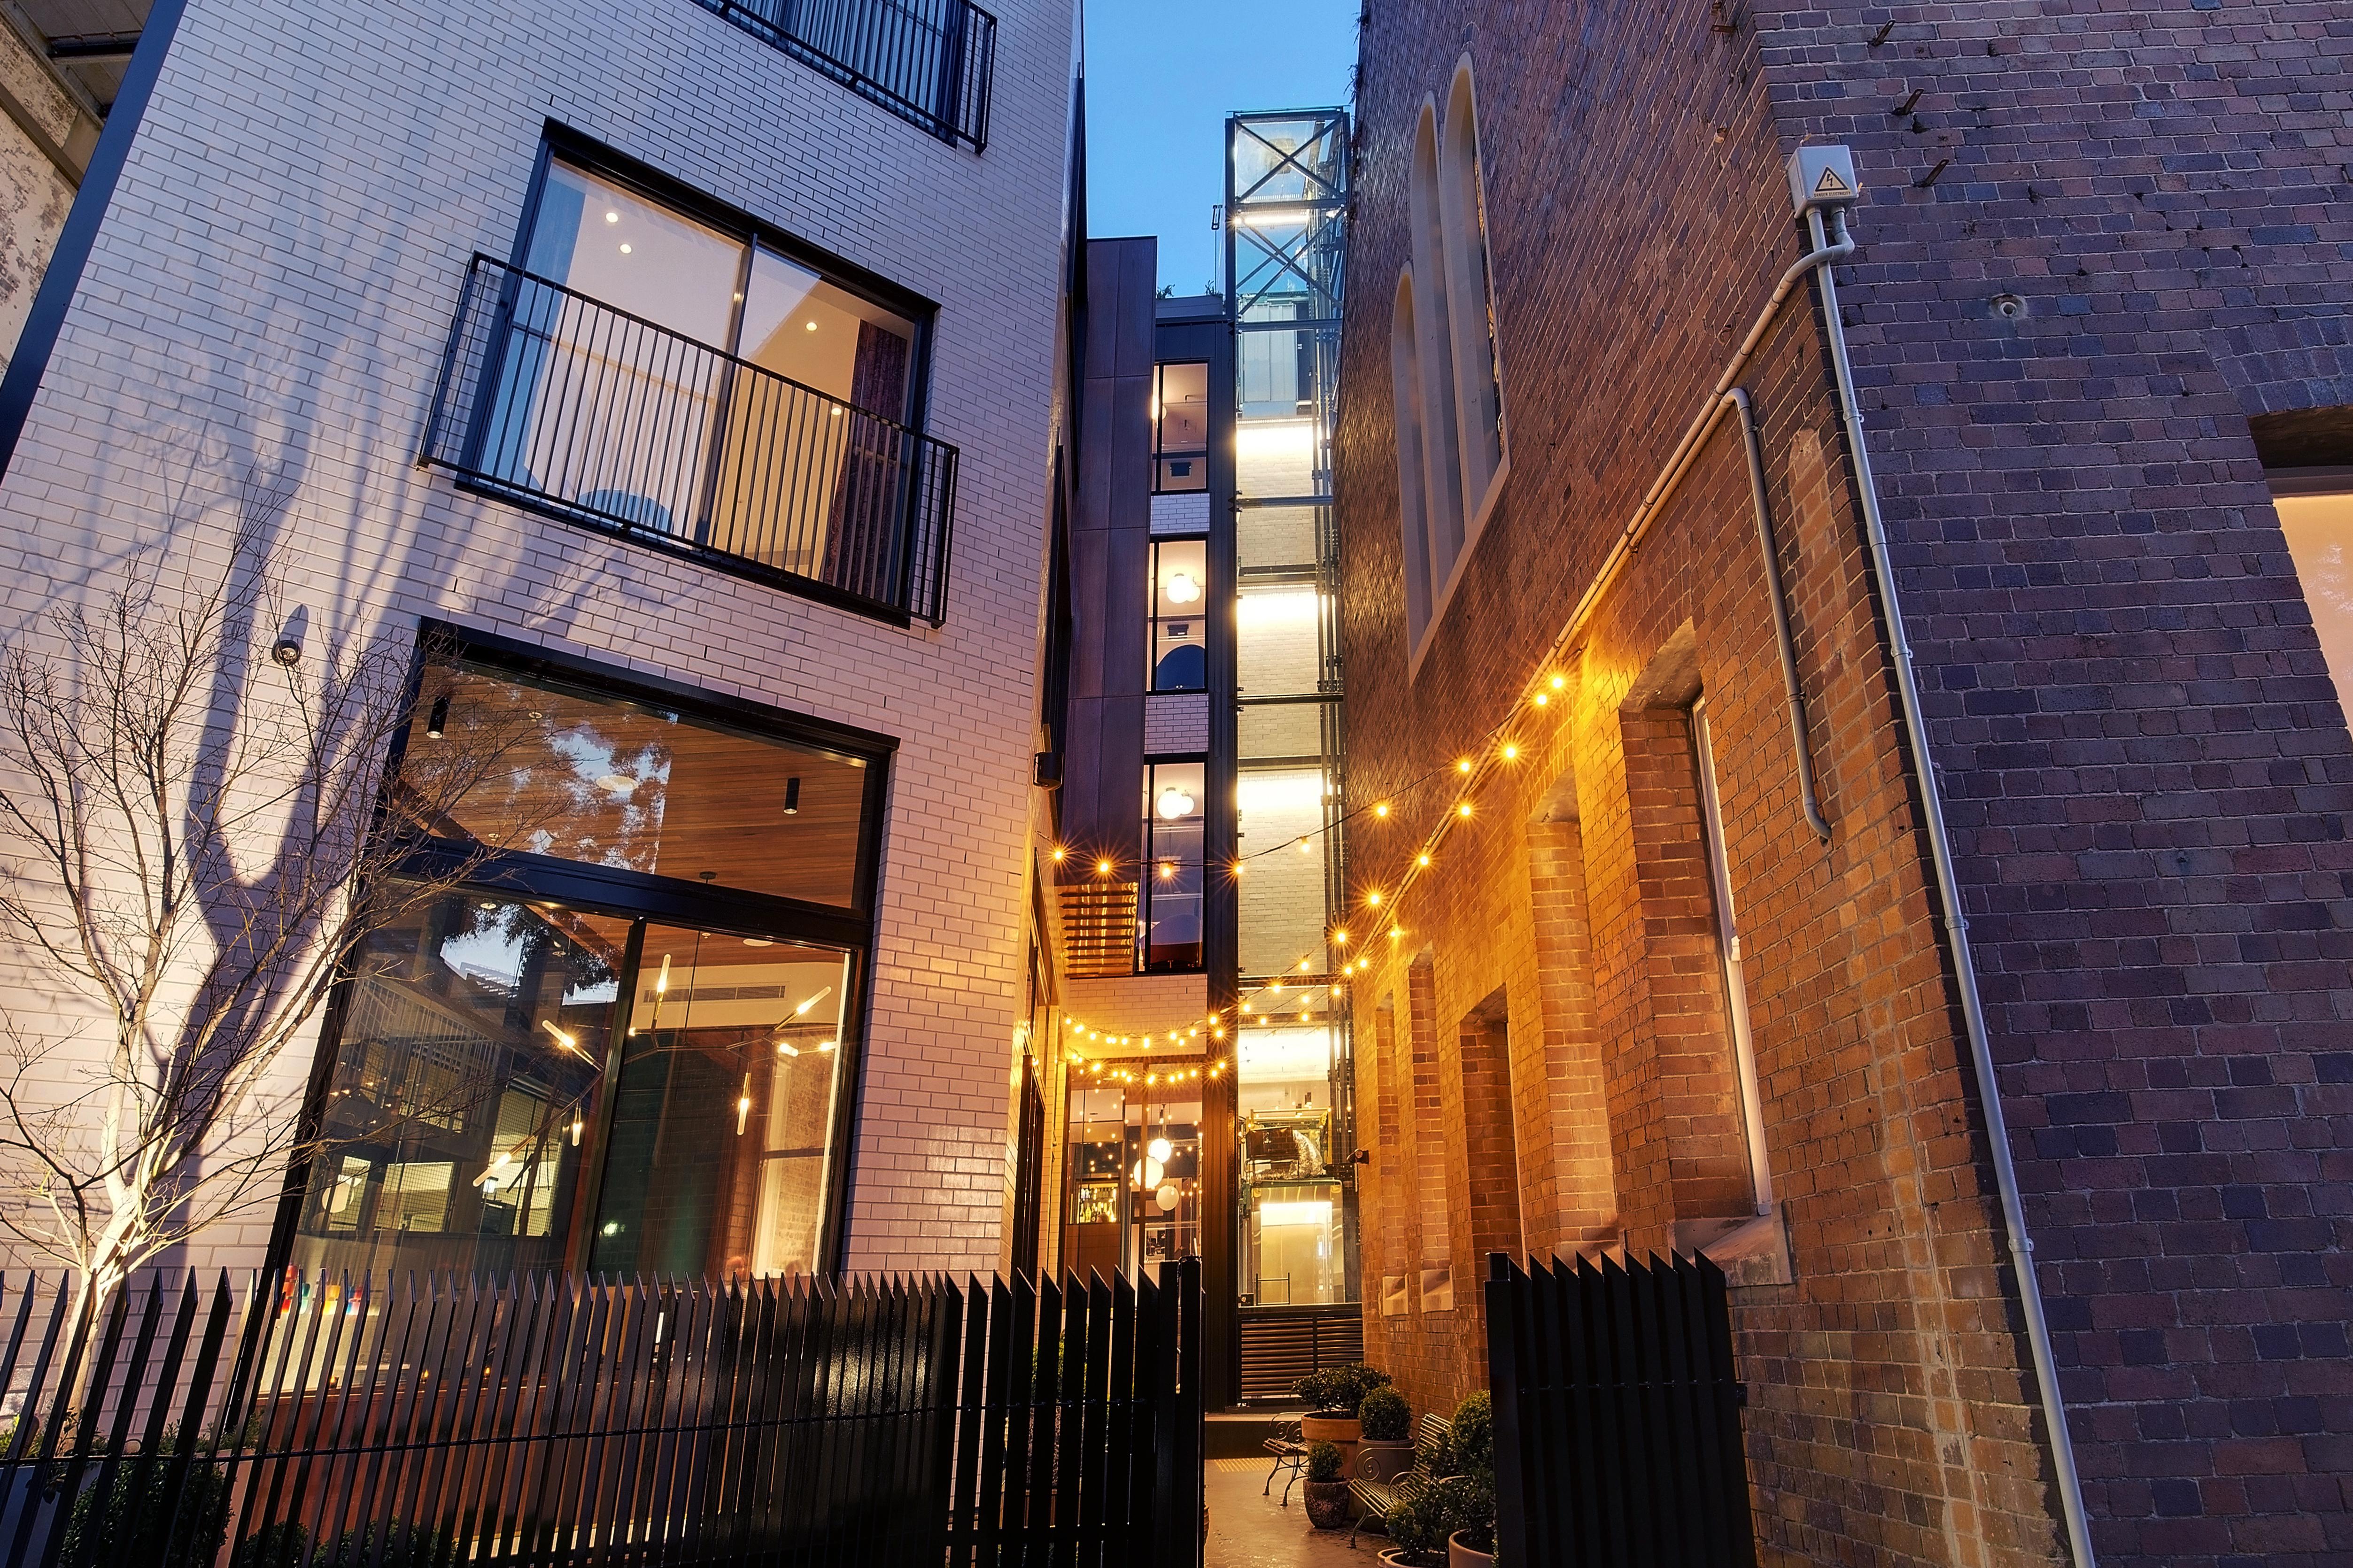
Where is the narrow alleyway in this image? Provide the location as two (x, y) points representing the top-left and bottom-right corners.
(1204, 1457), (1369, 1568)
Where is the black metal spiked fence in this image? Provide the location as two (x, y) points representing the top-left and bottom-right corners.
(1485, 1250), (1756, 1568)
(0, 1259), (1202, 1568)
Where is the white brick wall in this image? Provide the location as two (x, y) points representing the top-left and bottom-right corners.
(0, 0), (1075, 1277)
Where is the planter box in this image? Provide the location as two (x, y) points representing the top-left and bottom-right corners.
(1450, 1529), (1496, 1567)
(1300, 1411), (1361, 1475)
(1355, 1439), (1416, 1483)
(1303, 1478), (1351, 1529)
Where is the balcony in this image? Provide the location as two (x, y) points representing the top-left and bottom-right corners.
(422, 255), (958, 626)
(699, 0), (995, 151)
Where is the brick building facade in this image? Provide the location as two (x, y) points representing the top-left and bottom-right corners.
(1336, 2), (2352, 1566)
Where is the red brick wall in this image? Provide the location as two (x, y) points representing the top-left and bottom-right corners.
(1340, 0), (2353, 1563)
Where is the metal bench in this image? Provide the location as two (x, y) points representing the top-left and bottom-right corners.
(1262, 1415), (1309, 1504)
(1347, 1412), (1451, 1547)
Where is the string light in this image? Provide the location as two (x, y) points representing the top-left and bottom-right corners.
(1096, 857), (1114, 876)
(1366, 889), (1383, 906)
(1457, 801), (1474, 819)
(1373, 801), (1390, 818)
(1051, 845), (1067, 862)
(1456, 757), (1473, 774)
(1501, 742), (1519, 762)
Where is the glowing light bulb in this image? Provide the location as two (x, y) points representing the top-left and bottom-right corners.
(541, 1020), (578, 1054)
(570, 1115), (583, 1146)
(1373, 802), (1390, 818)
(736, 1078), (752, 1135)
(1163, 571), (1201, 605)
(1456, 758), (1472, 774)
(1158, 861), (1176, 880)
(1097, 857), (1115, 876)
(777, 1039), (800, 1057)
(1148, 1136), (1173, 1163)
(1502, 742), (1519, 761)
(1157, 787), (1197, 819)
(795, 986), (833, 1016)
(1333, 930), (1350, 946)
(1052, 845), (1067, 862)
(1549, 673), (1567, 691)
(1367, 890), (1383, 906)
(656, 954), (671, 996)
(1533, 692), (1549, 707)
(1458, 802), (1475, 819)
(1298, 958), (1313, 973)
(1297, 837), (1313, 854)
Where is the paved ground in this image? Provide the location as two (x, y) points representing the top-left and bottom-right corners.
(1204, 1457), (1371, 1567)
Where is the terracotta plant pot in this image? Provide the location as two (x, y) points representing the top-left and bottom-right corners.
(1449, 1529), (1497, 1567)
(1302, 1478), (1352, 1529)
(1377, 1550), (1441, 1568)
(1355, 1439), (1416, 1483)
(1299, 1411), (1361, 1475)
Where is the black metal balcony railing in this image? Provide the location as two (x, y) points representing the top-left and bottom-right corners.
(701, 0), (995, 151)
(422, 256), (958, 627)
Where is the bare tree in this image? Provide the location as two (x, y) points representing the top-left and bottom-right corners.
(0, 522), (530, 1325)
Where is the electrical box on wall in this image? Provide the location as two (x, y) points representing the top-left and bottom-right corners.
(1787, 144), (1860, 215)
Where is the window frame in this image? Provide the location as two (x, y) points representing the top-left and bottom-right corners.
(1147, 534), (1212, 694)
(515, 129), (940, 433)
(1151, 359), (1211, 494)
(1138, 753), (1208, 975)
(272, 620), (898, 1282)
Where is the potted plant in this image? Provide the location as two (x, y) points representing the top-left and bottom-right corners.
(1440, 1391), (1496, 1567)
(1294, 1362), (1390, 1473)
(1302, 1439), (1351, 1529)
(1378, 1485), (1452, 1568)
(1356, 1385), (1415, 1482)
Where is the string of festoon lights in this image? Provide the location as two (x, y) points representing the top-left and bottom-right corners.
(1046, 666), (1571, 1084)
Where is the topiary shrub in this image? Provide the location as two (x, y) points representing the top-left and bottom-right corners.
(1358, 1385), (1411, 1442)
(1306, 1438), (1345, 1483)
(1448, 1390), (1493, 1476)
(1293, 1361), (1390, 1414)
(1381, 1485), (1450, 1566)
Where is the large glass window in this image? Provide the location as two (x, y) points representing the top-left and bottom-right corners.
(474, 157), (930, 592)
(1149, 538), (1209, 693)
(1061, 1079), (1203, 1280)
(589, 927), (853, 1279)
(1153, 362), (1209, 492)
(1141, 759), (1206, 973)
(291, 640), (884, 1282)
(292, 886), (628, 1281)
(412, 656), (875, 911)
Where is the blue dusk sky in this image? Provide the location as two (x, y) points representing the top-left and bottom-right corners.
(1083, 0), (1360, 293)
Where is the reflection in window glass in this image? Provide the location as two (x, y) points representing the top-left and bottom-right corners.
(1141, 759), (1206, 972)
(413, 656), (871, 909)
(1153, 362), (1209, 493)
(588, 927), (853, 1280)
(2277, 487), (2353, 713)
(1060, 1081), (1202, 1280)
(290, 886), (627, 1282)
(1149, 538), (1209, 692)
(738, 248), (919, 424)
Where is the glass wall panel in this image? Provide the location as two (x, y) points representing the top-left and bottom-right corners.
(588, 927), (853, 1279)
(1237, 582), (1321, 698)
(414, 656), (872, 909)
(291, 886), (627, 1281)
(1236, 1025), (1350, 1305)
(1237, 765), (1331, 976)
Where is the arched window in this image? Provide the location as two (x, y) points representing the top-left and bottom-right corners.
(1392, 269), (1435, 645)
(1408, 100), (1466, 570)
(1438, 57), (1507, 535)
(1393, 70), (1507, 668)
